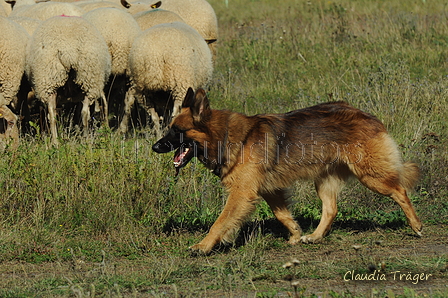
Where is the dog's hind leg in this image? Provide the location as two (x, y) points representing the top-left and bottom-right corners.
(189, 190), (259, 255)
(261, 189), (302, 244)
(301, 173), (346, 244)
(351, 133), (422, 236)
(357, 175), (423, 236)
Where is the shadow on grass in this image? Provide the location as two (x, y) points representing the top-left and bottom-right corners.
(234, 216), (409, 246)
(163, 216), (410, 255)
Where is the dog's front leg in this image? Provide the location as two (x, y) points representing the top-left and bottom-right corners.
(189, 190), (259, 255)
(261, 189), (302, 244)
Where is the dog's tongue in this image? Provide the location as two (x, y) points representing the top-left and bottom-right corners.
(173, 147), (190, 176)
(173, 150), (183, 165)
(173, 147), (189, 166)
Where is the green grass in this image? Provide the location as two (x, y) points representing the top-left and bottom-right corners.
(0, 0), (447, 296)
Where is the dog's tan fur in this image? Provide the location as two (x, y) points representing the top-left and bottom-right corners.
(153, 88), (422, 255)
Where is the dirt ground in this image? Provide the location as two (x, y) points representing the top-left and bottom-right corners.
(0, 224), (446, 297)
(270, 225), (448, 297)
(246, 223), (448, 297)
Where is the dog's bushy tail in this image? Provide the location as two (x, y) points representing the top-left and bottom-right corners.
(400, 162), (420, 191)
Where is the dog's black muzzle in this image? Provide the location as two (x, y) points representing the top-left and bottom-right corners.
(152, 127), (184, 153)
(152, 128), (199, 175)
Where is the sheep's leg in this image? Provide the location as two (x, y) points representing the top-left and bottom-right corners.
(16, 79), (32, 134)
(119, 87), (136, 134)
(101, 93), (109, 128)
(172, 100), (182, 119)
(147, 106), (162, 138)
(81, 96), (91, 137)
(47, 93), (59, 146)
(0, 105), (19, 149)
(171, 91), (184, 119)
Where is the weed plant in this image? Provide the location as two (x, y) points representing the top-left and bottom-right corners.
(0, 0), (447, 296)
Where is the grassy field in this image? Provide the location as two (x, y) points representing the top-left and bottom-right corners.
(0, 0), (447, 296)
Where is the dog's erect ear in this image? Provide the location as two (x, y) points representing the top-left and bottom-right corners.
(192, 89), (211, 123)
(182, 87), (195, 109)
(182, 88), (211, 123)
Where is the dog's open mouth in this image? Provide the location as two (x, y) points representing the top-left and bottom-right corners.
(173, 144), (195, 175)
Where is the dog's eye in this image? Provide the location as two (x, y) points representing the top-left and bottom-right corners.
(171, 125), (189, 134)
(171, 126), (188, 137)
(171, 126), (182, 134)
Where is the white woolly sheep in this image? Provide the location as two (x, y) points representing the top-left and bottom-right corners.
(119, 0), (218, 50)
(74, 0), (160, 14)
(0, 16), (29, 108)
(9, 16), (41, 35)
(9, 1), (85, 20)
(75, 0), (123, 12)
(158, 0), (218, 58)
(119, 21), (213, 134)
(83, 7), (141, 125)
(133, 8), (184, 31)
(0, 1), (11, 17)
(118, 0), (161, 15)
(76, 0), (160, 14)
(26, 15), (111, 145)
(83, 8), (141, 77)
(5, 0), (36, 10)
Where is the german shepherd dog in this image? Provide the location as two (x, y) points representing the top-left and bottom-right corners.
(152, 88), (422, 255)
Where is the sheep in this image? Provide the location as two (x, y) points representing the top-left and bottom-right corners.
(1, 1), (11, 17)
(133, 8), (184, 31)
(118, 0), (161, 15)
(9, 16), (41, 35)
(72, 0), (161, 14)
(83, 8), (141, 78)
(119, 21), (213, 134)
(120, 0), (218, 56)
(0, 16), (29, 111)
(5, 0), (37, 10)
(75, 0), (124, 13)
(159, 0), (218, 59)
(9, 1), (85, 20)
(26, 15), (111, 145)
(83, 7), (141, 125)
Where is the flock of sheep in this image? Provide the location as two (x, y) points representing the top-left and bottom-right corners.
(0, 0), (217, 146)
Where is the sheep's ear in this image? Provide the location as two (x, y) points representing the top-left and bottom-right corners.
(5, 0), (16, 8)
(191, 89), (211, 123)
(151, 1), (162, 8)
(120, 0), (131, 9)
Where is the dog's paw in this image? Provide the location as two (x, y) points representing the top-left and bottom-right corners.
(300, 234), (323, 244)
(287, 234), (302, 245)
(412, 224), (423, 237)
(189, 243), (212, 256)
